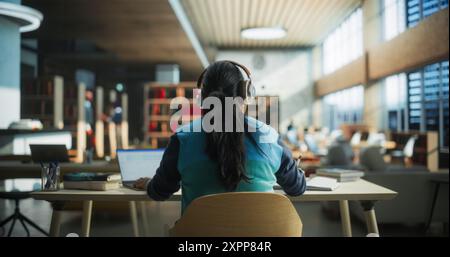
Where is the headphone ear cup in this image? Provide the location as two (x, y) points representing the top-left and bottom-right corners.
(242, 80), (255, 104)
(248, 86), (256, 104)
(247, 82), (256, 98)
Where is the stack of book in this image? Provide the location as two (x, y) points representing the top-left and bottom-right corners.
(63, 172), (121, 191)
(316, 169), (364, 182)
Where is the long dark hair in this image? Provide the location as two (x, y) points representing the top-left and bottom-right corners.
(199, 61), (251, 191)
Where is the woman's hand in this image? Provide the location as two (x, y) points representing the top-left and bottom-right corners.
(134, 177), (150, 190)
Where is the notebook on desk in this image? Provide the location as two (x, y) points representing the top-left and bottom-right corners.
(306, 176), (340, 191)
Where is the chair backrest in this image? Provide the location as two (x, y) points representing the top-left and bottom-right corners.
(403, 136), (418, 158)
(326, 144), (353, 166)
(360, 146), (388, 172)
(170, 192), (302, 237)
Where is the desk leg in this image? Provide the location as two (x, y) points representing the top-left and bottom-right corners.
(140, 201), (149, 237)
(81, 200), (93, 237)
(339, 200), (352, 237)
(425, 183), (441, 233)
(130, 201), (140, 237)
(360, 201), (379, 235)
(49, 202), (65, 237)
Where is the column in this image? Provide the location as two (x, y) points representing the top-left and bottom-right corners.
(0, 0), (42, 127)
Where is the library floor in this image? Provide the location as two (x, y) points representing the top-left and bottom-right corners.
(0, 198), (447, 237)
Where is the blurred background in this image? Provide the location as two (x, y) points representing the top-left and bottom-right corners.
(0, 0), (448, 237)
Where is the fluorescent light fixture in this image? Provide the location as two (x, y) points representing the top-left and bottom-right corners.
(241, 27), (287, 40)
(0, 2), (43, 33)
(169, 0), (209, 68)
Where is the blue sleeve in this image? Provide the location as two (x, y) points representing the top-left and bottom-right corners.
(275, 138), (307, 196)
(146, 134), (181, 201)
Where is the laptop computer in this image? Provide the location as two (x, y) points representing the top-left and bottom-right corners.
(29, 144), (70, 163)
(116, 149), (165, 190)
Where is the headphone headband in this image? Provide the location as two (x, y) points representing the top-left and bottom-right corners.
(196, 60), (252, 89)
(196, 60), (255, 105)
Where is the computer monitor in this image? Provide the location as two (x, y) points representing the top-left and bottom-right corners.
(29, 144), (70, 163)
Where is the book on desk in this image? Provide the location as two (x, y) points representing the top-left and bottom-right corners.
(316, 168), (364, 182)
(63, 172), (121, 191)
(306, 176), (340, 191)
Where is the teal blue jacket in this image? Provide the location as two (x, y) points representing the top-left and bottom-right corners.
(146, 117), (307, 213)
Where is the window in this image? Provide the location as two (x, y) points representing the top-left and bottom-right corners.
(385, 73), (407, 131)
(407, 61), (449, 149)
(407, 71), (423, 130)
(407, 0), (448, 28)
(322, 86), (364, 130)
(322, 8), (363, 75)
(383, 0), (406, 40)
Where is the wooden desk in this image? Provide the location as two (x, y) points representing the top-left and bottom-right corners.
(32, 179), (396, 237)
(352, 141), (397, 150)
(0, 161), (119, 179)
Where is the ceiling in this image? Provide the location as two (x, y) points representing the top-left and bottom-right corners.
(22, 0), (363, 80)
(182, 0), (363, 48)
(23, 0), (204, 80)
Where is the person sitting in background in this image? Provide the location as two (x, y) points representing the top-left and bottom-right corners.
(360, 146), (388, 172)
(287, 119), (295, 131)
(324, 135), (355, 167)
(284, 123), (309, 153)
(285, 124), (299, 147)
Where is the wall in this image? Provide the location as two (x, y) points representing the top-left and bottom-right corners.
(362, 0), (384, 130)
(311, 46), (323, 128)
(215, 49), (313, 132)
(312, 1), (449, 131)
(369, 8), (449, 79)
(315, 55), (367, 96)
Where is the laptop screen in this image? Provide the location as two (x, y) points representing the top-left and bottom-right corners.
(117, 149), (165, 182)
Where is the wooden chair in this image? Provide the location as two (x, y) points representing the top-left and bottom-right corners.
(391, 135), (418, 167)
(169, 192), (302, 237)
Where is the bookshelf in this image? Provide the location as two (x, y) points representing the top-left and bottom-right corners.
(63, 80), (79, 131)
(20, 76), (95, 163)
(19, 75), (131, 162)
(143, 82), (199, 148)
(106, 91), (129, 159)
(143, 83), (281, 148)
(21, 76), (62, 129)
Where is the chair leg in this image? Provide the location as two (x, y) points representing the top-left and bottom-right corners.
(0, 214), (15, 236)
(0, 214), (15, 227)
(7, 216), (17, 237)
(20, 214), (50, 236)
(18, 217), (30, 237)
